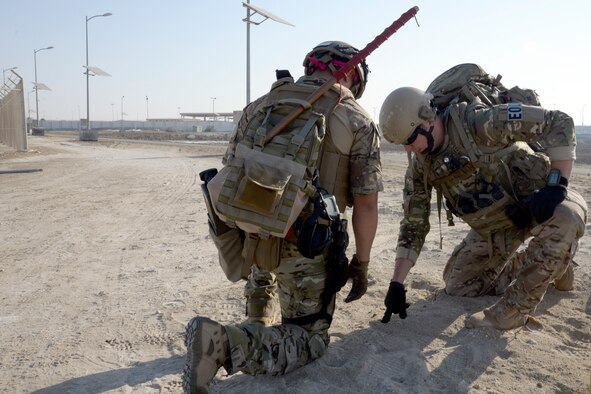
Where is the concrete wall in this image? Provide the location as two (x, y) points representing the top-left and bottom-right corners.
(37, 119), (235, 133)
(0, 73), (27, 151)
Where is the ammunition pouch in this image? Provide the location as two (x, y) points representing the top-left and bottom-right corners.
(209, 226), (250, 282)
(243, 233), (282, 272)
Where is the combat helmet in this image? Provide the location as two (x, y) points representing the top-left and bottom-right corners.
(303, 41), (369, 99)
(379, 87), (436, 144)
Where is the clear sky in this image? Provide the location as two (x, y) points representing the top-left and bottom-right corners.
(2, 0), (589, 125)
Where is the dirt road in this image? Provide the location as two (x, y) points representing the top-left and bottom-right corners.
(1, 134), (590, 393)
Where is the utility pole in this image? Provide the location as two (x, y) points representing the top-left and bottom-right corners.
(211, 97), (216, 120)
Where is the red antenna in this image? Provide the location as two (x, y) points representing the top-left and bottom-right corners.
(264, 6), (420, 143)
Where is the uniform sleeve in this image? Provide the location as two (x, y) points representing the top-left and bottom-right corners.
(467, 103), (577, 161)
(395, 157), (432, 264)
(348, 101), (384, 195)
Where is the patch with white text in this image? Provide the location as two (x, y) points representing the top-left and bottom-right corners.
(507, 102), (523, 121)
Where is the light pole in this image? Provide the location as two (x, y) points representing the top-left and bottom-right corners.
(111, 103), (114, 121)
(2, 66), (17, 85)
(120, 95), (125, 131)
(84, 12), (112, 141)
(27, 90), (34, 132)
(146, 96), (149, 120)
(243, 1), (293, 105)
(34, 46), (53, 128)
(211, 97), (216, 120)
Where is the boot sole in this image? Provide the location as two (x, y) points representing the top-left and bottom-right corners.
(182, 317), (227, 394)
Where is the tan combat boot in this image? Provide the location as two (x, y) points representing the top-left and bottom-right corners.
(465, 300), (528, 330)
(183, 317), (230, 394)
(553, 263), (574, 291)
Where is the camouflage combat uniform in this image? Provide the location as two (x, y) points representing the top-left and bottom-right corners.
(222, 76), (383, 375)
(397, 101), (588, 318)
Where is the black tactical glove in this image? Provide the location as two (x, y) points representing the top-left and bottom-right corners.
(381, 281), (410, 323)
(529, 186), (567, 223)
(505, 203), (532, 229)
(343, 254), (368, 303)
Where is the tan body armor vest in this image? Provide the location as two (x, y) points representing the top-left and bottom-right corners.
(426, 103), (550, 237)
(293, 77), (356, 213)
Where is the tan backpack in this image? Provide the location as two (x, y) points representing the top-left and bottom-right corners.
(207, 77), (346, 239)
(426, 63), (540, 111)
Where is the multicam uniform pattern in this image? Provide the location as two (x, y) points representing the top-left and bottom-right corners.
(397, 101), (587, 317)
(222, 76), (382, 375)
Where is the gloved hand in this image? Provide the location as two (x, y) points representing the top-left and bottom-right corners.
(505, 203), (532, 229)
(529, 186), (567, 223)
(382, 281), (410, 323)
(343, 254), (368, 303)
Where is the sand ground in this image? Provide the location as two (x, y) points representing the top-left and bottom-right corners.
(1, 132), (590, 393)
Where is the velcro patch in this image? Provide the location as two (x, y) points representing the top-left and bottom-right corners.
(507, 102), (523, 121)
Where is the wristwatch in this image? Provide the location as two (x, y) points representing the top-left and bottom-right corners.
(546, 169), (568, 187)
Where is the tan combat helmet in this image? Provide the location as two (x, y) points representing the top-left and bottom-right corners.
(379, 87), (436, 144)
(303, 41), (369, 99)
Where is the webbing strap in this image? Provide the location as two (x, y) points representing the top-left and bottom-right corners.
(253, 107), (274, 150)
(282, 309), (332, 326)
(422, 156), (433, 206)
(431, 161), (477, 189)
(499, 158), (519, 201)
(286, 113), (320, 159)
(436, 189), (444, 249)
(277, 98), (312, 109)
(449, 107), (480, 163)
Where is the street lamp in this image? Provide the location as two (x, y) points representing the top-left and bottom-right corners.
(120, 95), (125, 131)
(242, 1), (293, 105)
(83, 12), (112, 141)
(34, 46), (53, 128)
(2, 66), (17, 85)
(27, 90), (35, 132)
(146, 96), (149, 120)
(211, 97), (216, 120)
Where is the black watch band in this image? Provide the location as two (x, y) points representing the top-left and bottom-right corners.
(559, 176), (569, 187)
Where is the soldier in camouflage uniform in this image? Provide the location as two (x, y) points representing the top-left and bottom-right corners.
(183, 41), (383, 393)
(378, 86), (587, 330)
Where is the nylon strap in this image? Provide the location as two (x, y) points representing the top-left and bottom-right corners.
(282, 309), (332, 326)
(449, 107), (480, 163)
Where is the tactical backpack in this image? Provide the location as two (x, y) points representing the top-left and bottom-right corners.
(426, 63), (541, 111)
(425, 63), (547, 183)
(207, 76), (346, 240)
(423, 64), (550, 240)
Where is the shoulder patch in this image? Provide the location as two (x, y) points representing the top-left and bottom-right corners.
(507, 102), (523, 121)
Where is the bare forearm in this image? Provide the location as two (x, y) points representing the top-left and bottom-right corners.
(391, 258), (413, 284)
(352, 193), (378, 262)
